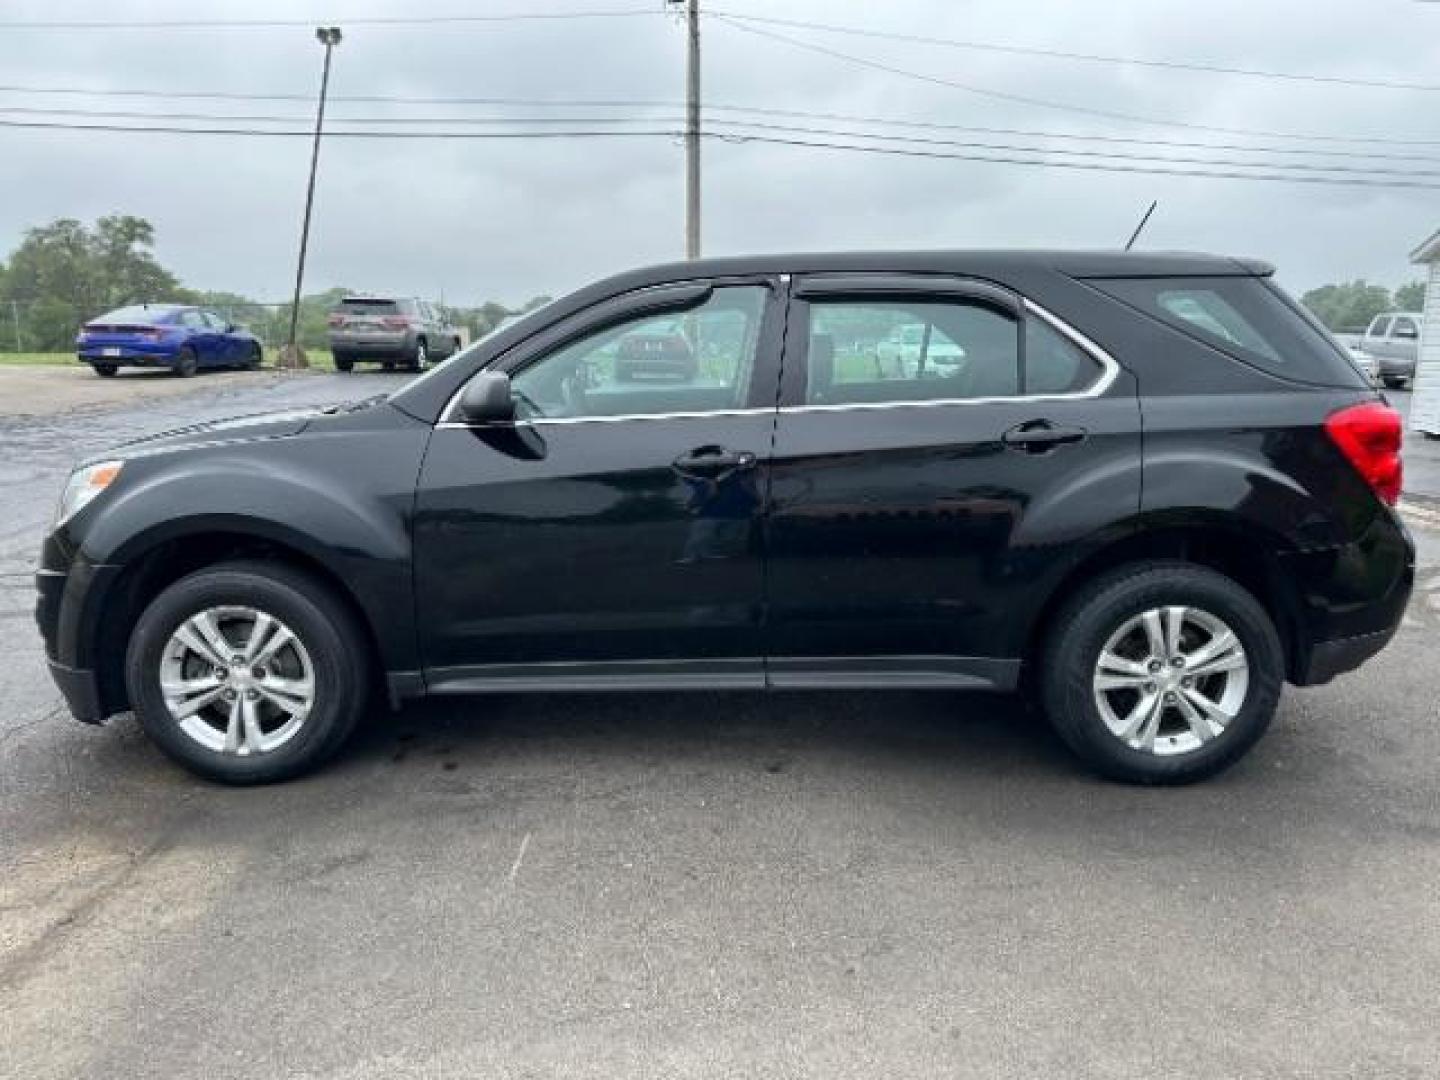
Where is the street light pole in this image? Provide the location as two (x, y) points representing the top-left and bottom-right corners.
(284, 25), (342, 365)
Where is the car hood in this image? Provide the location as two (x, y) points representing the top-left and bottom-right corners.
(102, 406), (326, 461)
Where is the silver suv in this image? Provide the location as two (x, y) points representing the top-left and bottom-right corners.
(1359, 311), (1421, 388)
(327, 296), (463, 373)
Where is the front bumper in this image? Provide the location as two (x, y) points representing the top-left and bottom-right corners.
(36, 546), (124, 724)
(46, 659), (105, 724)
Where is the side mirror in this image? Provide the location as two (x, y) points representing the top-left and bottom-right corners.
(458, 371), (515, 424)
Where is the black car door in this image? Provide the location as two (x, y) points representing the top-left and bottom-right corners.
(763, 274), (1142, 690)
(413, 277), (784, 690)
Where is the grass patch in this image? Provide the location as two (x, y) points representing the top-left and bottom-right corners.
(0, 348), (345, 372)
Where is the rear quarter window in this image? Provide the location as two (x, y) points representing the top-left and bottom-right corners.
(1091, 275), (1367, 389)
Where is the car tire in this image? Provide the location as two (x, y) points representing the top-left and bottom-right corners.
(92, 363), (118, 377)
(1040, 560), (1283, 785)
(333, 352), (354, 373)
(124, 560), (370, 785)
(174, 346), (198, 378)
(1382, 376), (1406, 389)
(410, 339), (429, 373)
(452, 337), (463, 356)
(244, 343), (262, 370)
(382, 360), (395, 373)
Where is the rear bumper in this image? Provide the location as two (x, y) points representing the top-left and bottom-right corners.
(77, 346), (178, 366)
(329, 334), (412, 357)
(1376, 355), (1416, 378)
(1298, 626), (1401, 686)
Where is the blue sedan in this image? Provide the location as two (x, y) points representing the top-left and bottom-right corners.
(76, 304), (263, 378)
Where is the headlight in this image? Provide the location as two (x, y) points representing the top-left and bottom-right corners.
(55, 460), (124, 526)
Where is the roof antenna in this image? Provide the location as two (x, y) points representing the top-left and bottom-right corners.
(1124, 200), (1158, 251)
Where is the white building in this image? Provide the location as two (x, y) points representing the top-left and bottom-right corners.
(1410, 227), (1440, 436)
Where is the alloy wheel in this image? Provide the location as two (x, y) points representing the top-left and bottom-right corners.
(159, 605), (315, 756)
(1091, 605), (1249, 756)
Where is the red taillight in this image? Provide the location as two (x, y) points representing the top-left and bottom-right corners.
(381, 316), (412, 330)
(1325, 402), (1403, 505)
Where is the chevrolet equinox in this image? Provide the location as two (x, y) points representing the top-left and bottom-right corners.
(37, 251), (1414, 785)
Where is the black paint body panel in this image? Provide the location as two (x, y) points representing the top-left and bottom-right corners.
(36, 250), (1414, 721)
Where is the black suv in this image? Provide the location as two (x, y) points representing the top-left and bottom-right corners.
(37, 252), (1413, 785)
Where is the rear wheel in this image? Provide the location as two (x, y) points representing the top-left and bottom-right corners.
(1040, 561), (1283, 784)
(332, 352), (354, 373)
(409, 339), (429, 373)
(125, 561), (369, 784)
(92, 363), (118, 377)
(243, 343), (262, 370)
(174, 346), (198, 378)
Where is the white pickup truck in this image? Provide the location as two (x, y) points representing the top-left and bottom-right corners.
(1359, 311), (1421, 388)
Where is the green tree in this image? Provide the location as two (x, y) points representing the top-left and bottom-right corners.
(0, 215), (182, 349)
(1394, 281), (1426, 312)
(1300, 280), (1393, 332)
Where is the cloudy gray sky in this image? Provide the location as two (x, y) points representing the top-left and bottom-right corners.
(3, 0), (1440, 307)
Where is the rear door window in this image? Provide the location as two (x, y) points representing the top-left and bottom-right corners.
(1368, 316), (1392, 338)
(1091, 275), (1367, 388)
(805, 299), (1020, 405)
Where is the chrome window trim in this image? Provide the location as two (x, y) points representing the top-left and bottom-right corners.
(437, 297), (1120, 429)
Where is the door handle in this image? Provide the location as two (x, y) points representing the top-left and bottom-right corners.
(1002, 420), (1087, 453)
(672, 446), (758, 476)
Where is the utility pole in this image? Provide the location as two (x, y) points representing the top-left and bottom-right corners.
(684, 0), (701, 259)
(283, 25), (342, 366)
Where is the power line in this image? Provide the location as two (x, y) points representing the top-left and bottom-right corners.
(6, 115), (1440, 190)
(0, 118), (680, 139)
(7, 80), (1440, 155)
(709, 14), (1440, 147)
(710, 10), (1440, 93)
(734, 133), (1440, 191)
(0, 9), (661, 30)
(6, 103), (1440, 165)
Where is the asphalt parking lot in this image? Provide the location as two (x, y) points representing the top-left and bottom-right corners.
(3, 373), (1439, 1078)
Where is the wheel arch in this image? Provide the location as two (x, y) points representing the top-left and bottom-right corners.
(1022, 515), (1308, 687)
(88, 525), (387, 719)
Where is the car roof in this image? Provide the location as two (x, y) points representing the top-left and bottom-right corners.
(592, 250), (1274, 291)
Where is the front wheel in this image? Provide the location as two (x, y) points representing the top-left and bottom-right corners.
(1040, 562), (1283, 785)
(173, 346), (198, 378)
(243, 343), (262, 370)
(125, 561), (369, 784)
(332, 351), (354, 373)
